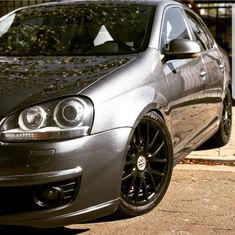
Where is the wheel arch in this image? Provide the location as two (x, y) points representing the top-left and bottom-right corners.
(131, 105), (169, 135)
(148, 109), (165, 122)
(117, 110), (174, 217)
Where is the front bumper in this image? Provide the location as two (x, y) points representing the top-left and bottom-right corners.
(0, 127), (132, 227)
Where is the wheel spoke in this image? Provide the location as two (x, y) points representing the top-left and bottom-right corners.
(150, 158), (167, 163)
(131, 135), (139, 150)
(149, 141), (165, 158)
(146, 123), (150, 148)
(126, 159), (134, 166)
(122, 170), (136, 181)
(128, 174), (137, 194)
(227, 109), (232, 116)
(148, 130), (159, 149)
(137, 125), (142, 145)
(134, 176), (143, 202)
(142, 176), (149, 201)
(149, 168), (165, 177)
(126, 153), (135, 166)
(223, 120), (228, 128)
(223, 120), (231, 136)
(147, 172), (157, 193)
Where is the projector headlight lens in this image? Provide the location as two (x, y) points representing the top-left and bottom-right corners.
(19, 106), (47, 131)
(54, 98), (87, 128)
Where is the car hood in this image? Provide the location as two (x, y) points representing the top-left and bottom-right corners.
(0, 55), (136, 116)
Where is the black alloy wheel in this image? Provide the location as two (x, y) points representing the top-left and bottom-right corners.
(222, 94), (232, 137)
(213, 89), (232, 147)
(118, 112), (173, 217)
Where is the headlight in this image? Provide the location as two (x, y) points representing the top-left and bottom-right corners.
(0, 96), (93, 142)
(19, 106), (47, 130)
(54, 98), (87, 128)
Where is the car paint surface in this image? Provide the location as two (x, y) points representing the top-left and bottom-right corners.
(0, 55), (135, 116)
(0, 0), (231, 227)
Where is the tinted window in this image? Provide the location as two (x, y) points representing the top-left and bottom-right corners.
(161, 7), (191, 51)
(0, 3), (155, 56)
(185, 11), (214, 50)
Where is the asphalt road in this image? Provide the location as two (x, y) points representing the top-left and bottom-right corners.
(1, 165), (234, 235)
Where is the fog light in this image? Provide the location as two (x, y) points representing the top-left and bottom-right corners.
(33, 186), (63, 208)
(43, 187), (60, 201)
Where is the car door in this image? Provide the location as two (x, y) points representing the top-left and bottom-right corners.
(160, 6), (208, 158)
(185, 10), (224, 126)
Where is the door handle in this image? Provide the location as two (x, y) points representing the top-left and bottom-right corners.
(219, 64), (224, 71)
(200, 70), (207, 79)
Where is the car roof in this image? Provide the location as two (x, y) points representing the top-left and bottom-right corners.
(17, 0), (180, 9)
(59, 0), (163, 5)
(0, 0), (182, 19)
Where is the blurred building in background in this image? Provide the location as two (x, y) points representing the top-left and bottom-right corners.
(182, 0), (232, 65)
(0, 0), (53, 17)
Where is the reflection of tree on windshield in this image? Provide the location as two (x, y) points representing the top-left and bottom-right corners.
(0, 4), (155, 56)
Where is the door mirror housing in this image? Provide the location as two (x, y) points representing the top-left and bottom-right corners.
(164, 39), (201, 59)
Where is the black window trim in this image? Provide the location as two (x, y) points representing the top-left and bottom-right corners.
(183, 7), (215, 51)
(159, 5), (194, 54)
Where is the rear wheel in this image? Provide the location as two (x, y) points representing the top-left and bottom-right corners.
(118, 112), (173, 217)
(212, 89), (232, 147)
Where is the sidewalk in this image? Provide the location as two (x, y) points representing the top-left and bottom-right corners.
(183, 107), (235, 166)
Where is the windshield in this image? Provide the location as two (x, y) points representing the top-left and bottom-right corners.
(0, 3), (155, 56)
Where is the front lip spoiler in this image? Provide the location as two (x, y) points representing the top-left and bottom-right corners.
(52, 198), (119, 222)
(0, 199), (119, 228)
(0, 166), (82, 187)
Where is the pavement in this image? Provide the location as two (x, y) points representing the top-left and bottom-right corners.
(1, 168), (234, 235)
(182, 106), (235, 167)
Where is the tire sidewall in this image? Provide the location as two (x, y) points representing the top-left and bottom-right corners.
(217, 89), (232, 146)
(118, 111), (173, 216)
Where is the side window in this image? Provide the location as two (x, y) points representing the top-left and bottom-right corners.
(185, 11), (213, 51)
(161, 7), (191, 51)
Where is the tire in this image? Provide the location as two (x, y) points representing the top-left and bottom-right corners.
(212, 89), (232, 147)
(118, 111), (173, 217)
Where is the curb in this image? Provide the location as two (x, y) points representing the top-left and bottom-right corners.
(180, 106), (235, 168)
(175, 164), (235, 172)
(181, 156), (235, 167)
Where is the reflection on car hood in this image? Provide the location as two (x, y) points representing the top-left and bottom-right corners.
(0, 55), (136, 116)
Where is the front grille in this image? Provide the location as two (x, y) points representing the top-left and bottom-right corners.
(0, 177), (81, 216)
(61, 181), (78, 201)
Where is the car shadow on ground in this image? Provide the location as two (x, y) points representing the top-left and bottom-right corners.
(196, 140), (219, 151)
(83, 212), (126, 224)
(0, 225), (90, 235)
(0, 213), (124, 234)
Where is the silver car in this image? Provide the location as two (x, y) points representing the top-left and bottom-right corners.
(0, 0), (232, 228)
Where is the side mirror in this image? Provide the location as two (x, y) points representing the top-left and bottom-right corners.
(164, 39), (201, 59)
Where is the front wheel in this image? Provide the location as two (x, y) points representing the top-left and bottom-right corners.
(118, 112), (173, 217)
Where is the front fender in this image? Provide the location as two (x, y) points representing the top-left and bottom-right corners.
(81, 48), (170, 134)
(90, 84), (168, 134)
